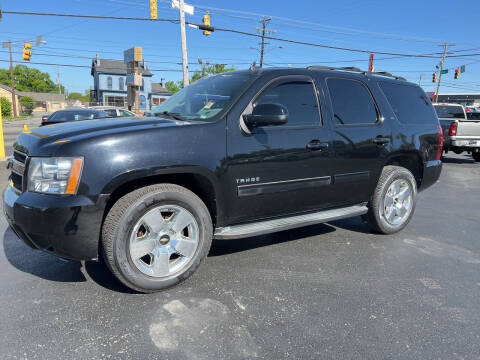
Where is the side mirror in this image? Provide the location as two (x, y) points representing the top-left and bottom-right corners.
(243, 103), (288, 128)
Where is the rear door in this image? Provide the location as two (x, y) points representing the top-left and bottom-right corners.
(319, 75), (392, 205)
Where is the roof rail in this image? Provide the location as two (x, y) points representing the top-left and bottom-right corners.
(306, 65), (406, 81)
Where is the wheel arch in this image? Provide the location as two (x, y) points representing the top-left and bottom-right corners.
(101, 167), (223, 228)
(383, 151), (424, 188)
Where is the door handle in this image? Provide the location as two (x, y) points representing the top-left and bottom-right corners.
(373, 137), (390, 145)
(306, 140), (329, 151)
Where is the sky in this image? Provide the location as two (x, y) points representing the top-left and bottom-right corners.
(1, 0), (480, 95)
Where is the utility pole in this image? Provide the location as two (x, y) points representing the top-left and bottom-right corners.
(257, 17), (272, 68)
(434, 42), (449, 103)
(7, 41), (18, 117)
(56, 67), (61, 94)
(178, 0), (189, 87)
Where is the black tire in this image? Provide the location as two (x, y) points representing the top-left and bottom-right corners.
(473, 152), (480, 162)
(362, 166), (417, 234)
(102, 184), (213, 293)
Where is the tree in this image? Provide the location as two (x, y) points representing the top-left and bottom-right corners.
(0, 65), (65, 93)
(20, 96), (35, 115)
(165, 80), (182, 94)
(164, 64), (236, 94)
(67, 91), (90, 102)
(0, 97), (12, 117)
(191, 64), (236, 83)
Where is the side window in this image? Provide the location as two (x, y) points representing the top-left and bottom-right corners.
(120, 110), (133, 117)
(104, 109), (117, 117)
(380, 82), (437, 124)
(107, 76), (113, 90)
(327, 78), (378, 125)
(254, 80), (321, 127)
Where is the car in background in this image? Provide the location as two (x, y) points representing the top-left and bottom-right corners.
(434, 103), (480, 161)
(41, 109), (109, 126)
(41, 113), (52, 123)
(89, 106), (137, 118)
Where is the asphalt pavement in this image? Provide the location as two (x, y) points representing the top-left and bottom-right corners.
(0, 120), (479, 359)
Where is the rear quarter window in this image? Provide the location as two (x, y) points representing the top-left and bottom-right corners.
(379, 82), (437, 125)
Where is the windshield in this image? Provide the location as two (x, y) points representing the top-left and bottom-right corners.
(151, 72), (255, 121)
(434, 105), (466, 119)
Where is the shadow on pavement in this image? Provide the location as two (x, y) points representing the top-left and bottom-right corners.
(84, 260), (137, 294)
(328, 216), (373, 234)
(441, 156), (475, 164)
(209, 222), (337, 256)
(3, 228), (86, 282)
(3, 227), (137, 293)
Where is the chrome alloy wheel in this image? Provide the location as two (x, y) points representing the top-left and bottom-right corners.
(382, 179), (413, 226)
(128, 205), (199, 278)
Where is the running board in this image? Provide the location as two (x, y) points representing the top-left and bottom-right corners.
(214, 203), (368, 240)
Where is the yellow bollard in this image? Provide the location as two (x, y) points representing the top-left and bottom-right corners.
(0, 101), (6, 161)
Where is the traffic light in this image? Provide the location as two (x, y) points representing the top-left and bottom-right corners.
(22, 42), (32, 61)
(454, 68), (459, 79)
(149, 0), (157, 20)
(202, 11), (212, 36)
(432, 73), (437, 83)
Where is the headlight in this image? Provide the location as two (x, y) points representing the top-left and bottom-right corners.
(27, 157), (83, 194)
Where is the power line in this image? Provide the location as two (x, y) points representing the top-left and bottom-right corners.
(1, 10), (179, 23)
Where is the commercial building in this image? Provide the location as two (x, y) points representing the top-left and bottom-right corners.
(426, 92), (480, 107)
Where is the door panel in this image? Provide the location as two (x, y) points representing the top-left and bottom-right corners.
(223, 76), (337, 224)
(321, 76), (392, 205)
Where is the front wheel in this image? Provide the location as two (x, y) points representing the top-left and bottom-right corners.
(102, 184), (213, 293)
(362, 166), (417, 234)
(473, 152), (480, 162)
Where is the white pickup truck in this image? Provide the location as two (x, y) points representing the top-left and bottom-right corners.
(434, 103), (480, 162)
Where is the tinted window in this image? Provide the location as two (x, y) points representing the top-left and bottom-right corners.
(107, 76), (112, 90)
(255, 81), (320, 127)
(433, 105), (466, 119)
(467, 111), (480, 120)
(327, 78), (377, 125)
(120, 110), (135, 117)
(380, 82), (438, 124)
(104, 109), (117, 117)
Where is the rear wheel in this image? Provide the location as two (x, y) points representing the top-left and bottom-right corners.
(362, 166), (417, 234)
(473, 152), (480, 162)
(102, 184), (212, 293)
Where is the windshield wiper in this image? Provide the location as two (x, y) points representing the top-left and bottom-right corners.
(158, 111), (186, 121)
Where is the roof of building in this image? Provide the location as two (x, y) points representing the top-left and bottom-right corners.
(91, 58), (152, 76)
(0, 84), (66, 102)
(17, 91), (66, 102)
(0, 84), (13, 92)
(151, 83), (171, 94)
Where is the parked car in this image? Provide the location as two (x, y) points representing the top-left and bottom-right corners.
(40, 113), (52, 123)
(89, 106), (137, 118)
(434, 103), (480, 161)
(41, 109), (110, 126)
(5, 67), (442, 292)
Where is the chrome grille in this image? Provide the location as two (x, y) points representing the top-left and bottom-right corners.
(11, 150), (27, 192)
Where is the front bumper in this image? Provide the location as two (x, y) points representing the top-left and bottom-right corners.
(3, 185), (107, 261)
(419, 160), (442, 192)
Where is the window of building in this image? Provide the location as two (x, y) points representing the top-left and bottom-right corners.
(105, 96), (127, 108)
(107, 76), (113, 90)
(254, 80), (321, 127)
(119, 77), (124, 91)
(327, 78), (378, 125)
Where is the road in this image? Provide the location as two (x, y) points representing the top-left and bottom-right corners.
(0, 120), (479, 359)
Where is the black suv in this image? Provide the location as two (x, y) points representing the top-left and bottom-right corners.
(4, 67), (442, 292)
